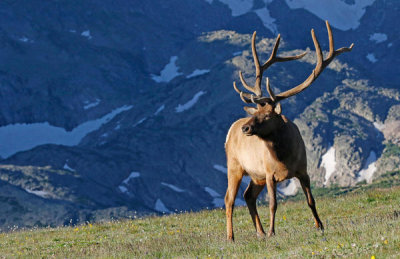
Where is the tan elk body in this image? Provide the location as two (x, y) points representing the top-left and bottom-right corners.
(224, 21), (353, 240)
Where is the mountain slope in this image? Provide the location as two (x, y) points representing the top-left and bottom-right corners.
(0, 0), (399, 228)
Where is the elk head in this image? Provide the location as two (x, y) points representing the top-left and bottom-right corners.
(234, 21), (354, 137)
(241, 78), (283, 137)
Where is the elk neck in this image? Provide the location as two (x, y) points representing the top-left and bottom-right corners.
(257, 115), (292, 162)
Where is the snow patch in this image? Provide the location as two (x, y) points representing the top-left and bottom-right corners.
(233, 51), (242, 56)
(186, 69), (210, 79)
(373, 121), (385, 138)
(122, 172), (140, 185)
(373, 122), (385, 131)
(205, 187), (221, 198)
(118, 172), (140, 195)
(285, 0), (375, 31)
(155, 199), (170, 213)
(175, 91), (206, 113)
(25, 189), (51, 198)
(151, 56), (183, 83)
(212, 164), (250, 186)
(118, 185), (129, 194)
(19, 36), (30, 42)
(366, 53), (377, 63)
(84, 99), (100, 110)
(277, 179), (298, 196)
(81, 30), (92, 39)
(132, 117), (147, 127)
(63, 163), (75, 172)
(321, 146), (336, 185)
(204, 186), (245, 207)
(388, 43), (393, 48)
(218, 0), (253, 16)
(369, 33), (387, 43)
(213, 164), (227, 174)
(154, 105), (165, 116)
(0, 105), (133, 158)
(161, 182), (185, 193)
(356, 151), (377, 183)
(212, 198), (225, 207)
(254, 7), (277, 34)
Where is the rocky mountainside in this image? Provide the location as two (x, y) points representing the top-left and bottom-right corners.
(0, 0), (399, 229)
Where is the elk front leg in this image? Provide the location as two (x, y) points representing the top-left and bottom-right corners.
(224, 162), (243, 241)
(298, 174), (324, 230)
(266, 176), (277, 237)
(244, 180), (265, 237)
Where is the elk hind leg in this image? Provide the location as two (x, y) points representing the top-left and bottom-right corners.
(266, 176), (277, 237)
(298, 174), (324, 230)
(244, 180), (266, 237)
(224, 161), (243, 241)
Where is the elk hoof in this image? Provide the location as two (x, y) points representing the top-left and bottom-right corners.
(268, 231), (275, 237)
(257, 232), (266, 239)
(227, 235), (235, 242)
(316, 222), (324, 232)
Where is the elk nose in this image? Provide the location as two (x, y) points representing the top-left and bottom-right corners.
(242, 125), (252, 134)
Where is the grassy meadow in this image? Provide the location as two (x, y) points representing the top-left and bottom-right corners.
(0, 172), (399, 258)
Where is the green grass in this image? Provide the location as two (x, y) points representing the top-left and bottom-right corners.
(383, 142), (400, 158)
(0, 174), (399, 258)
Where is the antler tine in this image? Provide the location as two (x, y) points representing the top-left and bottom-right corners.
(240, 92), (250, 103)
(325, 21), (353, 60)
(239, 71), (260, 96)
(233, 81), (271, 104)
(262, 34), (308, 70)
(251, 31), (263, 96)
(233, 30), (309, 105)
(233, 82), (253, 103)
(312, 28), (324, 72)
(260, 34), (280, 71)
(326, 20), (334, 59)
(252, 31), (261, 79)
(233, 32), (263, 98)
(266, 77), (276, 102)
(275, 21), (354, 102)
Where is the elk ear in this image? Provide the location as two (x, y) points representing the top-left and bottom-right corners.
(244, 106), (257, 115)
(274, 103), (282, 115)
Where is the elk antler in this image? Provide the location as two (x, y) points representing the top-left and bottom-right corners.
(233, 31), (307, 104)
(234, 21), (354, 104)
(274, 21), (353, 102)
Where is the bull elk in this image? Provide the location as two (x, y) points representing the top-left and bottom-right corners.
(224, 21), (353, 240)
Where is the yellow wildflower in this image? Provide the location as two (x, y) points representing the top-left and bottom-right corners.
(73, 227), (79, 232)
(371, 256), (376, 259)
(384, 239), (388, 245)
(283, 215), (287, 221)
